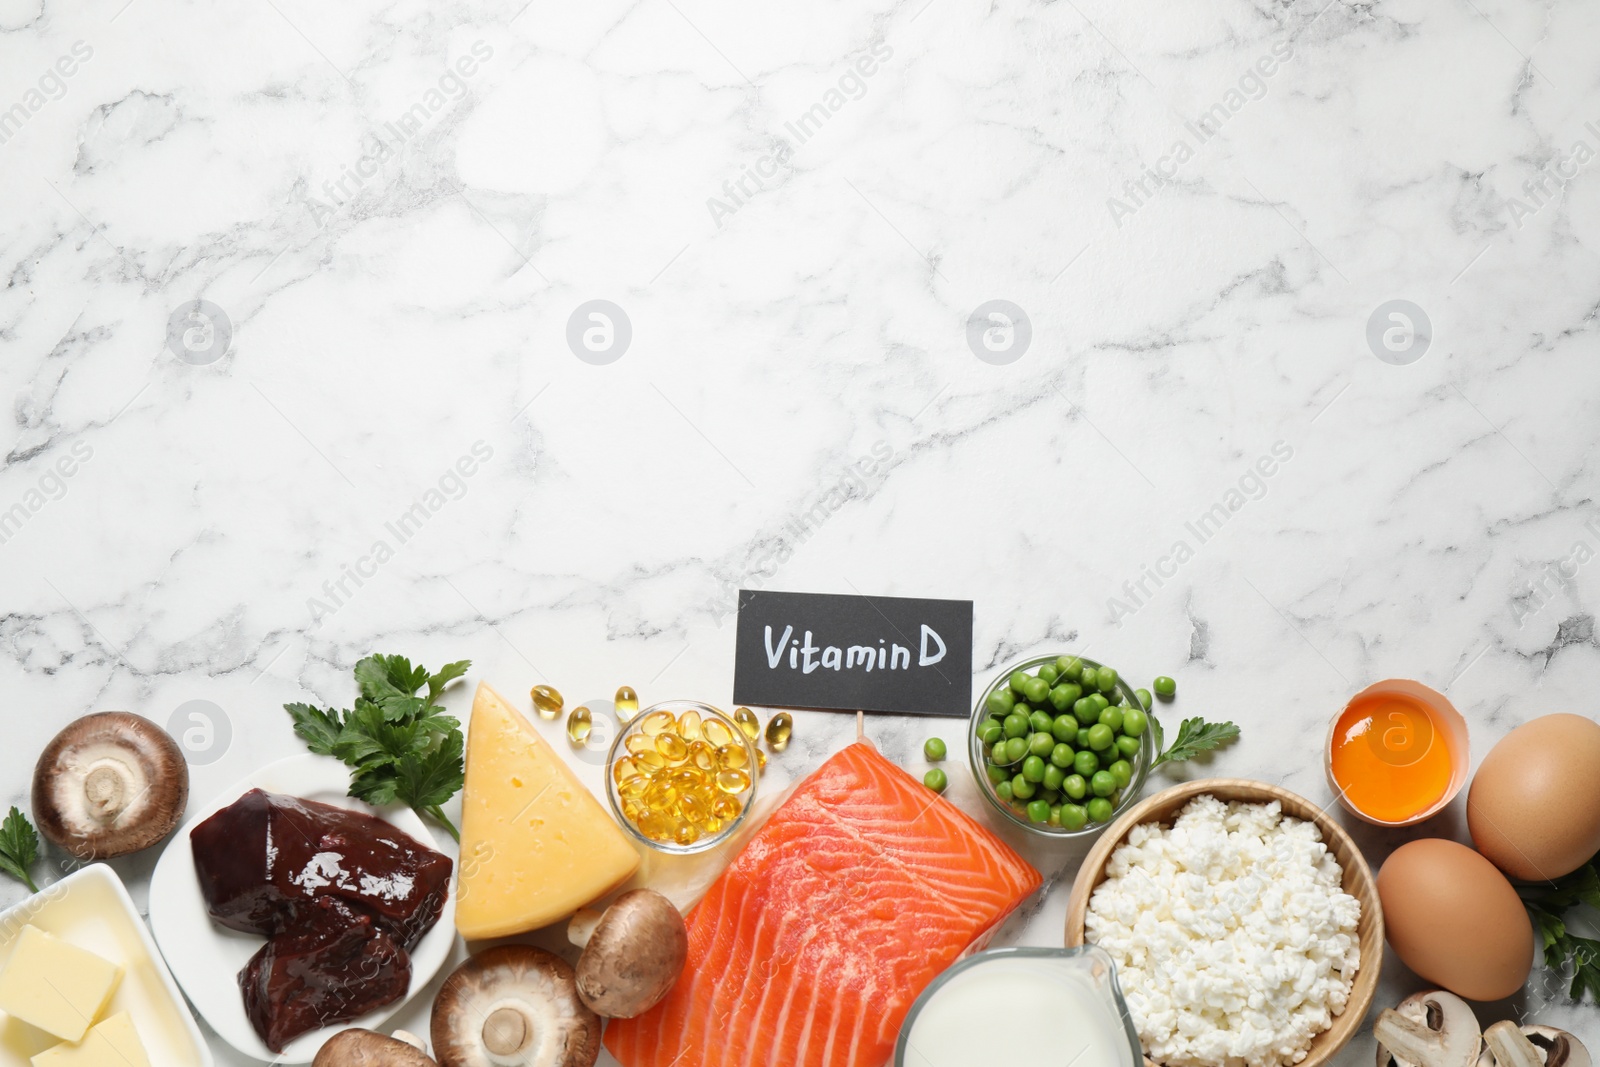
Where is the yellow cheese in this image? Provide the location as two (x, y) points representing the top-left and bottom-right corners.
(456, 682), (640, 938)
(30, 1012), (149, 1067)
(0, 926), (122, 1043)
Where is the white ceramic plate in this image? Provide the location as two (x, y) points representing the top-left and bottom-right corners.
(0, 864), (212, 1067)
(149, 754), (458, 1064)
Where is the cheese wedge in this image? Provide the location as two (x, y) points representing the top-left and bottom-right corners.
(455, 682), (640, 938)
(31, 1012), (150, 1067)
(0, 926), (122, 1043)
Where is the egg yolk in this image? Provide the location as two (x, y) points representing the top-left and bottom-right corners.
(1330, 694), (1454, 822)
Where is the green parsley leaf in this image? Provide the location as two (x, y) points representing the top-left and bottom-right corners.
(0, 807), (40, 894)
(1521, 853), (1600, 1003)
(1152, 717), (1242, 767)
(397, 733), (466, 813)
(426, 661), (471, 706)
(284, 703), (345, 756)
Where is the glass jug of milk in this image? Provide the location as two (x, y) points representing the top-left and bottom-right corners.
(894, 945), (1143, 1067)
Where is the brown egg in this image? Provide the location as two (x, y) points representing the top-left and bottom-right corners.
(1468, 713), (1600, 882)
(1377, 838), (1533, 1001)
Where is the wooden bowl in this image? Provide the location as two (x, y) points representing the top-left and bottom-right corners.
(1064, 778), (1384, 1067)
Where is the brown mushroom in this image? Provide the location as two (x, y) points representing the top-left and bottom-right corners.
(567, 889), (687, 1019)
(31, 712), (189, 859)
(313, 1029), (437, 1067)
(1476, 1021), (1591, 1067)
(1375, 990), (1483, 1067)
(431, 946), (600, 1067)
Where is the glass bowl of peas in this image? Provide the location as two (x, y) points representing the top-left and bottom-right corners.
(968, 654), (1156, 837)
(605, 700), (761, 855)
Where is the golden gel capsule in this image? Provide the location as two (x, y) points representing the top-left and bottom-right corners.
(716, 743), (749, 770)
(716, 768), (752, 794)
(734, 706), (761, 741)
(635, 750), (666, 771)
(625, 733), (653, 757)
(642, 710), (676, 736)
(765, 712), (793, 750)
(679, 709), (702, 742)
(754, 748), (768, 772)
(619, 776), (649, 800)
(656, 733), (689, 762)
(567, 705), (592, 744)
(615, 685), (640, 722)
(530, 684), (564, 719)
(712, 794), (742, 820)
(674, 822), (701, 846)
(612, 757), (639, 784)
(689, 740), (716, 771)
(703, 718), (735, 748)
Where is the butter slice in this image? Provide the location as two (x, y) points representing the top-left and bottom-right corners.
(31, 1012), (150, 1067)
(455, 682), (640, 939)
(0, 926), (122, 1043)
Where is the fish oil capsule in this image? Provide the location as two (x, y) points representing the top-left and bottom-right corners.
(679, 792), (708, 821)
(622, 798), (645, 822)
(754, 748), (768, 773)
(530, 685), (564, 719)
(711, 793), (742, 821)
(716, 743), (749, 770)
(619, 776), (650, 800)
(639, 811), (672, 840)
(612, 757), (639, 784)
(635, 750), (666, 771)
(615, 685), (640, 722)
(703, 718), (735, 748)
(642, 710), (676, 736)
(674, 822), (701, 846)
(644, 780), (678, 808)
(567, 706), (592, 744)
(764, 712), (793, 750)
(700, 815), (725, 835)
(716, 768), (752, 794)
(688, 740), (717, 772)
(669, 768), (702, 791)
(678, 710), (702, 742)
(734, 706), (761, 741)
(625, 733), (653, 757)
(656, 733), (688, 762)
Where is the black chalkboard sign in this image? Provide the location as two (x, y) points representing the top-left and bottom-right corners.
(732, 590), (973, 717)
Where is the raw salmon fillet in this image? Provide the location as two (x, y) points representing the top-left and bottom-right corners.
(604, 741), (1041, 1067)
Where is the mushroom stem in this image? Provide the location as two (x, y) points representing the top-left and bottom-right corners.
(567, 909), (604, 949)
(1373, 990), (1482, 1067)
(1483, 1023), (1546, 1067)
(83, 765), (127, 820)
(481, 1007), (528, 1057)
(1480, 1022), (1592, 1067)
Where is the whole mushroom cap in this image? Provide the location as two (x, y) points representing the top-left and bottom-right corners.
(31, 712), (189, 859)
(572, 890), (688, 1019)
(431, 946), (600, 1067)
(313, 1029), (438, 1067)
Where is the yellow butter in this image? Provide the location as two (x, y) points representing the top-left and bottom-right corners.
(455, 682), (640, 939)
(31, 1011), (149, 1067)
(0, 926), (122, 1043)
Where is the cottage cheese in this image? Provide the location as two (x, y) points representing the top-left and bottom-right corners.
(1084, 796), (1361, 1067)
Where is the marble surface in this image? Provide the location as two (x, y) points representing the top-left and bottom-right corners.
(3, 0), (1600, 1061)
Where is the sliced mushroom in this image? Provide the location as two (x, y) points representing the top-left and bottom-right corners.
(1476, 1021), (1591, 1067)
(392, 1031), (428, 1053)
(567, 889), (687, 1019)
(313, 1028), (437, 1066)
(31, 712), (189, 858)
(431, 945), (600, 1067)
(1375, 990), (1483, 1067)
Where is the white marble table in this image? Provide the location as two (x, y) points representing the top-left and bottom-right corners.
(3, 0), (1598, 1061)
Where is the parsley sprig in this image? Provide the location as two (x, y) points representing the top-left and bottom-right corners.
(1521, 855), (1600, 1004)
(1150, 716), (1242, 767)
(286, 655), (471, 842)
(0, 807), (40, 894)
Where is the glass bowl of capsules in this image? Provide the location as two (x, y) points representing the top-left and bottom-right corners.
(605, 700), (761, 854)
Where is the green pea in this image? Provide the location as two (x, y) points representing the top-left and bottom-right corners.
(1076, 727), (1093, 749)
(1090, 693), (1110, 712)
(1050, 742), (1076, 768)
(1004, 736), (1029, 763)
(1098, 707), (1124, 733)
(1051, 715), (1078, 742)
(1060, 804), (1089, 830)
(1022, 676), (1050, 704)
(1087, 724), (1115, 751)
(1048, 805), (1063, 828)
(1073, 697), (1100, 725)
(1086, 797), (1114, 823)
(1063, 773), (1088, 800)
(992, 740), (1012, 764)
(1012, 702), (1032, 717)
(996, 780), (1013, 801)
(924, 737), (947, 761)
(1029, 733), (1055, 757)
(986, 688), (1016, 716)
(1109, 759), (1133, 787)
(1154, 675), (1176, 698)
(1057, 656), (1083, 681)
(1073, 750), (1099, 778)
(1095, 666), (1119, 692)
(1011, 775), (1036, 800)
(986, 763), (1008, 783)
(1003, 713), (1029, 739)
(1134, 688), (1153, 710)
(1116, 735), (1141, 758)
(1121, 707), (1148, 737)
(1026, 799), (1051, 823)
(1042, 764), (1065, 791)
(1091, 770), (1117, 797)
(1047, 685), (1074, 712)
(1029, 710), (1054, 734)
(923, 768), (948, 792)
(1008, 670), (1032, 695)
(1022, 755), (1047, 782)
(978, 721), (1003, 746)
(1038, 662), (1060, 685)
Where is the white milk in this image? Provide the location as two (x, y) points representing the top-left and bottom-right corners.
(900, 957), (1138, 1067)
